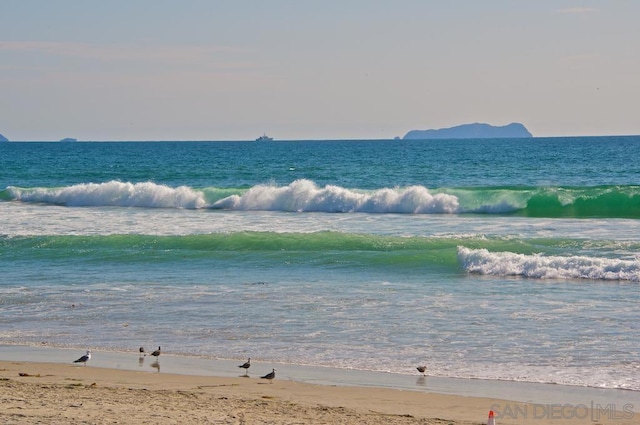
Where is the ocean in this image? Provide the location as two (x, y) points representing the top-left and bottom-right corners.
(1, 137), (639, 393)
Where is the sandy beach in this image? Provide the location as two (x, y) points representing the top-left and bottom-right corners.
(1, 359), (637, 425)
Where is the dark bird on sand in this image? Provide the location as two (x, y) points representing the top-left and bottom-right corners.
(416, 365), (427, 375)
(74, 350), (91, 366)
(238, 358), (251, 374)
(150, 346), (161, 357)
(139, 347), (146, 356)
(261, 368), (276, 381)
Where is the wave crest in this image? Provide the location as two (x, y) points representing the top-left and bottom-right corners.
(213, 179), (459, 213)
(6, 180), (640, 218)
(8, 181), (206, 209)
(457, 246), (640, 282)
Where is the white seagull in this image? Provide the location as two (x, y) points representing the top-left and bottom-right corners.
(73, 350), (91, 366)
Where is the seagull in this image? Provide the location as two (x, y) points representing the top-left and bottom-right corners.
(416, 365), (427, 375)
(139, 347), (146, 356)
(73, 350), (91, 366)
(261, 368), (276, 381)
(150, 346), (161, 358)
(238, 358), (251, 375)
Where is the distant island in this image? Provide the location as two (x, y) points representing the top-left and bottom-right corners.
(0, 133), (8, 142)
(403, 122), (532, 139)
(59, 137), (78, 142)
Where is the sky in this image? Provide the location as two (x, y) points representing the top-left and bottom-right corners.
(1, 1), (639, 141)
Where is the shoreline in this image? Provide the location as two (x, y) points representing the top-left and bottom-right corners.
(1, 344), (637, 424)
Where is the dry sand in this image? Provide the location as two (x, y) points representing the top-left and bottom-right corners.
(0, 360), (637, 424)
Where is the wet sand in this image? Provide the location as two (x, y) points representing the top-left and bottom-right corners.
(1, 358), (638, 424)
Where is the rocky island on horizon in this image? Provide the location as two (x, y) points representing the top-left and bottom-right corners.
(0, 133), (8, 142)
(403, 122), (532, 140)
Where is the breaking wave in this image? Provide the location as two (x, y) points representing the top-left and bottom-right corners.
(4, 232), (639, 283)
(5, 181), (207, 209)
(458, 246), (640, 282)
(211, 179), (459, 213)
(4, 180), (640, 218)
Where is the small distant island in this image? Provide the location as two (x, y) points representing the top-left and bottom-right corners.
(403, 122), (532, 140)
(0, 133), (8, 142)
(59, 137), (78, 142)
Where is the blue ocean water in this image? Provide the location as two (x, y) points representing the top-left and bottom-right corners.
(1, 137), (639, 391)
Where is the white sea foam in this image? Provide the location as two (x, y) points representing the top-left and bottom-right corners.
(213, 179), (460, 213)
(8, 179), (459, 213)
(8, 181), (206, 209)
(458, 246), (640, 282)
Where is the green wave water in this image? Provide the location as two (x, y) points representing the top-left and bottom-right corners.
(448, 185), (640, 218)
(2, 232), (636, 269)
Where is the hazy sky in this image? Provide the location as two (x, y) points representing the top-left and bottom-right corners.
(1, 1), (639, 141)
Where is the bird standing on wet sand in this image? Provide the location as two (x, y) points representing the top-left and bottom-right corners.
(261, 368), (276, 381)
(150, 346), (161, 358)
(416, 365), (427, 375)
(238, 358), (251, 375)
(139, 347), (146, 356)
(74, 350), (91, 366)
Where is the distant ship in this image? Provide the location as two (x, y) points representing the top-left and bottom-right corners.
(255, 134), (273, 142)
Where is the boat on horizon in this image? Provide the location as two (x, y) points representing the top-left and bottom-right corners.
(255, 134), (273, 142)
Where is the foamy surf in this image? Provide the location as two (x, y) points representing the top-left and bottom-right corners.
(458, 246), (640, 282)
(6, 179), (461, 213)
(212, 179), (460, 213)
(7, 181), (207, 209)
